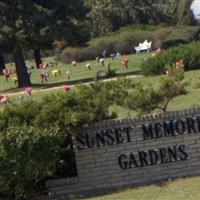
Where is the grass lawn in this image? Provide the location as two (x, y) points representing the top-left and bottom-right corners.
(79, 176), (200, 200)
(0, 53), (148, 93)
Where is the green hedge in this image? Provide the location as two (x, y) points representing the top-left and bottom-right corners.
(141, 42), (200, 76)
(161, 26), (200, 49)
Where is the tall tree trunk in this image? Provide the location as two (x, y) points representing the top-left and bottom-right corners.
(34, 49), (42, 68)
(13, 42), (31, 87)
(0, 51), (5, 75)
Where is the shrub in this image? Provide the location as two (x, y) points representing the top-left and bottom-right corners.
(0, 100), (41, 131)
(161, 26), (200, 49)
(125, 85), (160, 115)
(124, 65), (186, 114)
(0, 125), (64, 198)
(124, 75), (186, 115)
(141, 42), (200, 76)
(157, 76), (186, 112)
(0, 84), (117, 198)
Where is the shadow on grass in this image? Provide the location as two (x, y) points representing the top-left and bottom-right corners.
(0, 87), (24, 94)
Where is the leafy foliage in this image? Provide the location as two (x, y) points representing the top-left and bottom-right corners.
(123, 63), (186, 114)
(85, 0), (196, 37)
(157, 0), (196, 25)
(124, 77), (186, 115)
(125, 85), (160, 115)
(0, 125), (64, 198)
(157, 76), (186, 111)
(141, 42), (200, 76)
(0, 84), (116, 198)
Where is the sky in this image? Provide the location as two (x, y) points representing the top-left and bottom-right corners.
(191, 0), (200, 19)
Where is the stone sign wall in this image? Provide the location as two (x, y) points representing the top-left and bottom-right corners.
(46, 108), (200, 199)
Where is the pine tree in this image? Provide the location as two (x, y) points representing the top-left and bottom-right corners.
(29, 0), (90, 67)
(0, 0), (89, 87)
(0, 1), (33, 87)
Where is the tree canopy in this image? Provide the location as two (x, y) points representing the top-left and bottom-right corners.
(85, 0), (196, 36)
(0, 0), (89, 87)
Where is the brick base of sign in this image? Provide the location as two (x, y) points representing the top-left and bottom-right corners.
(39, 108), (200, 200)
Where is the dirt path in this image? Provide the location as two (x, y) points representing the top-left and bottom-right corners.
(1, 75), (141, 97)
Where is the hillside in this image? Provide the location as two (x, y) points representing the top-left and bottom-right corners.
(61, 25), (200, 63)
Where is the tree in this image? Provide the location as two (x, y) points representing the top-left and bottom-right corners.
(0, 0), (89, 87)
(124, 62), (186, 115)
(28, 0), (90, 67)
(85, 0), (196, 37)
(26, 39), (53, 68)
(158, 0), (196, 25)
(0, 1), (33, 87)
(85, 0), (168, 36)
